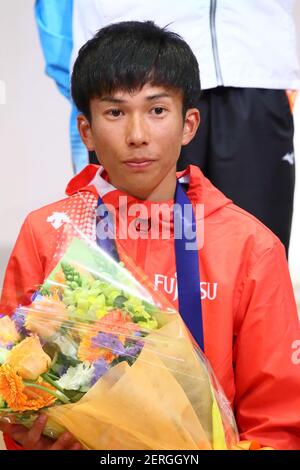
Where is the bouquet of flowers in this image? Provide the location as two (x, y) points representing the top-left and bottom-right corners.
(0, 236), (239, 450)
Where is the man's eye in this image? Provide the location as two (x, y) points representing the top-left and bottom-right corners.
(108, 109), (122, 117)
(153, 107), (165, 115)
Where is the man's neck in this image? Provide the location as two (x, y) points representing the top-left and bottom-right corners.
(109, 168), (178, 202)
(136, 177), (177, 202)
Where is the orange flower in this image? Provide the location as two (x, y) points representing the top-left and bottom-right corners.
(6, 336), (51, 380)
(99, 309), (140, 336)
(78, 331), (115, 364)
(0, 364), (56, 412)
(77, 310), (140, 364)
(25, 296), (67, 339)
(0, 316), (20, 344)
(54, 270), (66, 285)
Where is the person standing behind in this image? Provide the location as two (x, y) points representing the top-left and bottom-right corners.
(35, 0), (88, 174)
(36, 0), (300, 255)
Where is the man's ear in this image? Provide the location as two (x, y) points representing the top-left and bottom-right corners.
(77, 114), (95, 151)
(181, 108), (200, 146)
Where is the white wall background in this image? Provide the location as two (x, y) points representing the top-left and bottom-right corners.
(0, 0), (299, 291)
(0, 0), (72, 285)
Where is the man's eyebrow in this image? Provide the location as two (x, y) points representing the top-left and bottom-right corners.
(99, 96), (128, 103)
(146, 93), (172, 101)
(98, 93), (172, 103)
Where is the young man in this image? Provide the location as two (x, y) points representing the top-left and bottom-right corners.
(1, 21), (300, 450)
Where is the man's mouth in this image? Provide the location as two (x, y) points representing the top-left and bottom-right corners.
(124, 159), (155, 169)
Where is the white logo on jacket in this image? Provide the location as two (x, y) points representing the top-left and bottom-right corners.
(47, 212), (70, 230)
(154, 274), (218, 302)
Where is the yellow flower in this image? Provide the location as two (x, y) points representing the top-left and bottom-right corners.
(25, 295), (67, 339)
(6, 336), (51, 381)
(0, 316), (20, 344)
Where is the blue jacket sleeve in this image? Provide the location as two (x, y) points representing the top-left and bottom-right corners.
(35, 0), (73, 100)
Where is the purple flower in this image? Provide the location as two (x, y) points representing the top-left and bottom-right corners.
(11, 308), (26, 334)
(31, 292), (40, 302)
(132, 330), (143, 337)
(125, 340), (144, 357)
(0, 341), (14, 350)
(91, 358), (109, 385)
(92, 333), (126, 356)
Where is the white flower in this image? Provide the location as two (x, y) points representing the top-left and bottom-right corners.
(56, 363), (94, 391)
(54, 335), (77, 358)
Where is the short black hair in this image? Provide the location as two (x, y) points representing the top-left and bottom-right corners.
(71, 21), (201, 120)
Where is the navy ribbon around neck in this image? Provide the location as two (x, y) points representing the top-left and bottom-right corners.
(96, 181), (204, 351)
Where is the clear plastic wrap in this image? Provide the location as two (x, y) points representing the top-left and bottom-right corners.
(0, 235), (239, 450)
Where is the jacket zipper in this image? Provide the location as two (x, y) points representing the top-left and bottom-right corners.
(210, 0), (223, 86)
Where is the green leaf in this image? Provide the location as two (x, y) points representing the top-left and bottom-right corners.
(113, 295), (128, 309)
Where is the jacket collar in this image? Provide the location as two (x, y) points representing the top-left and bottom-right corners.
(65, 164), (232, 218)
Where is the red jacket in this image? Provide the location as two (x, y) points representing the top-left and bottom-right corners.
(2, 165), (300, 449)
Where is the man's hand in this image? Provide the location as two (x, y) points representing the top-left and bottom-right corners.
(0, 414), (82, 450)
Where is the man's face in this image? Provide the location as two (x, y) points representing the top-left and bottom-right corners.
(78, 83), (199, 200)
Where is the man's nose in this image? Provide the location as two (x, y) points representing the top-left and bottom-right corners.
(126, 114), (149, 146)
